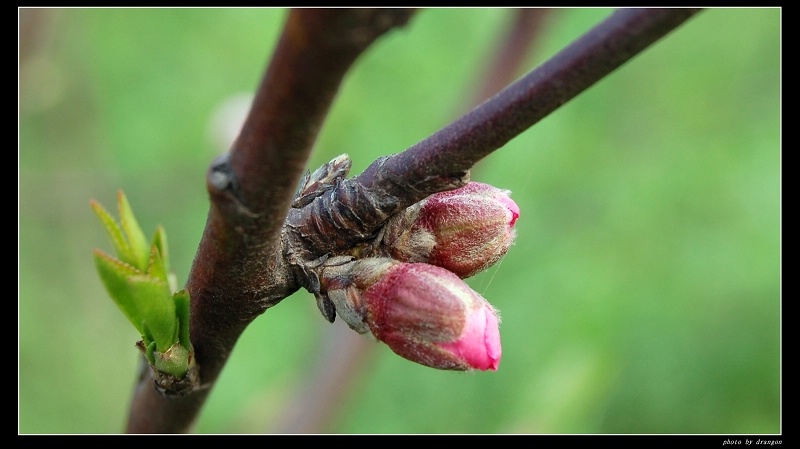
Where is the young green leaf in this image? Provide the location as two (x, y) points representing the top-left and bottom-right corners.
(90, 192), (151, 271)
(92, 190), (193, 381)
(152, 225), (170, 278)
(173, 289), (191, 349)
(117, 191), (151, 272)
(93, 249), (176, 351)
(90, 199), (130, 264)
(147, 245), (169, 285)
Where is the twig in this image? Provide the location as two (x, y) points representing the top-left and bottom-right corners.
(286, 8), (703, 259)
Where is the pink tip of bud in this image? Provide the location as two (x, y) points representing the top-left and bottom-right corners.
(362, 262), (502, 371)
(457, 181), (519, 229)
(439, 299), (502, 371)
(498, 194), (520, 228)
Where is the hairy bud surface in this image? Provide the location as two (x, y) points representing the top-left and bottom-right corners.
(328, 258), (502, 371)
(383, 182), (519, 278)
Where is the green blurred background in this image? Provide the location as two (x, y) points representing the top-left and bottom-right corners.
(19, 8), (780, 434)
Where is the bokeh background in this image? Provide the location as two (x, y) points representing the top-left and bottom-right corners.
(19, 8), (780, 434)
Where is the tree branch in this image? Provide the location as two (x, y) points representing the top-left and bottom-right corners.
(358, 8), (703, 195)
(286, 8), (702, 260)
(125, 8), (415, 433)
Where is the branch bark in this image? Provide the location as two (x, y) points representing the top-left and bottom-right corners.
(125, 8), (416, 433)
(285, 8), (702, 260)
(124, 7), (701, 433)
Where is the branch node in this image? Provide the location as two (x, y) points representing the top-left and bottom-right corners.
(208, 152), (236, 192)
(207, 152), (261, 220)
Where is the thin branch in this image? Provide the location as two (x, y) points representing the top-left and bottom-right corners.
(270, 321), (376, 433)
(125, 8), (415, 434)
(287, 8), (703, 260)
(469, 8), (553, 110)
(358, 8), (703, 195)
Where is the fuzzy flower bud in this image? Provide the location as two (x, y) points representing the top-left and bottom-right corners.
(326, 258), (502, 371)
(383, 182), (520, 278)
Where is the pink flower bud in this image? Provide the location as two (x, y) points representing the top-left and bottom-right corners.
(347, 260), (502, 371)
(383, 182), (519, 278)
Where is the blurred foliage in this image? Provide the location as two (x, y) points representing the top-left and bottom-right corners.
(18, 8), (780, 434)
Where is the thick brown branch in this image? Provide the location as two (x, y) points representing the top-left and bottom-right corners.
(125, 8), (415, 433)
(229, 9), (417, 230)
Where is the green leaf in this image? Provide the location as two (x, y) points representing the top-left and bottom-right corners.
(145, 340), (157, 365)
(90, 192), (151, 271)
(93, 249), (176, 351)
(173, 289), (191, 349)
(147, 245), (169, 284)
(92, 190), (191, 374)
(152, 225), (170, 278)
(117, 191), (151, 271)
(93, 249), (146, 334)
(90, 199), (129, 263)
